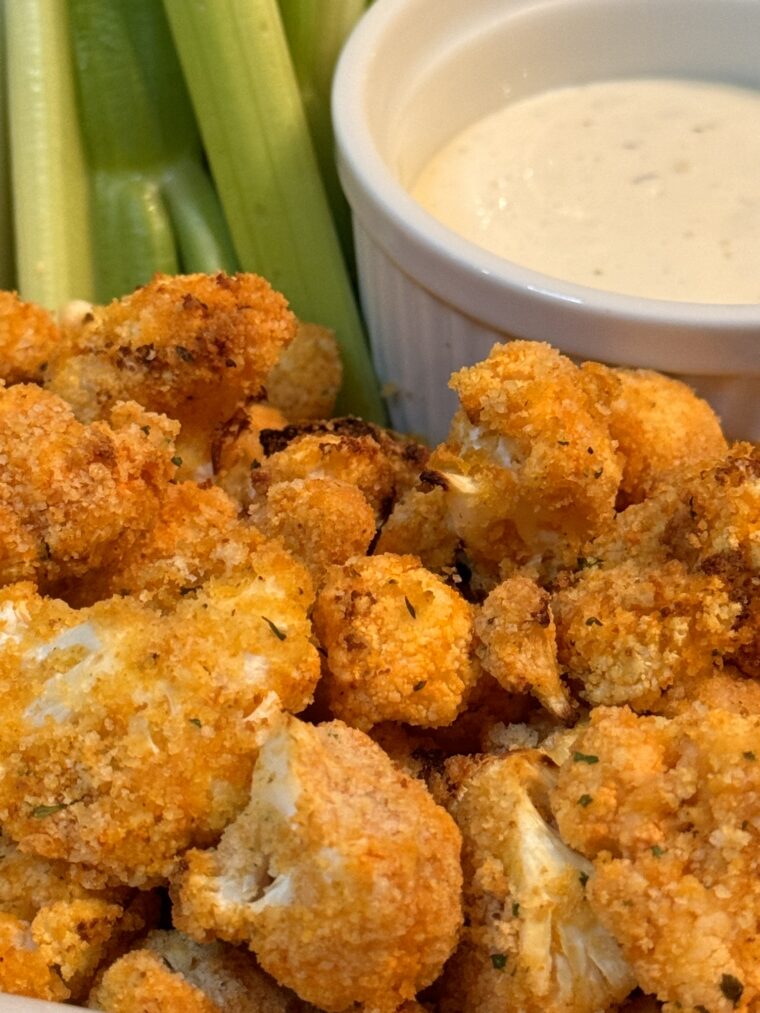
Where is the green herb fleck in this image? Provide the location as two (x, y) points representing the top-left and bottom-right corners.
(262, 616), (287, 641)
(573, 751), (599, 764)
(31, 802), (68, 819)
(404, 596), (416, 618)
(743, 751), (756, 761)
(585, 616), (603, 627)
(579, 871), (589, 888)
(511, 901), (520, 917)
(578, 794), (593, 807)
(171, 455), (183, 467)
(557, 439), (569, 446)
(593, 468), (604, 479)
(189, 718), (202, 728)
(490, 953), (507, 971)
(719, 973), (743, 1007)
(412, 680), (426, 692)
(651, 844), (666, 857)
(141, 424), (151, 435)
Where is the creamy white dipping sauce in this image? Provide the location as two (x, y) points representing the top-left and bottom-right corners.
(411, 77), (760, 303)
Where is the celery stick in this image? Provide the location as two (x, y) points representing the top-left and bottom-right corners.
(0, 2), (15, 290)
(6, 0), (93, 309)
(163, 0), (386, 424)
(278, 0), (366, 272)
(69, 0), (236, 302)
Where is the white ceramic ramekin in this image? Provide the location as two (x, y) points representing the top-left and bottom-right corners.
(333, 0), (760, 445)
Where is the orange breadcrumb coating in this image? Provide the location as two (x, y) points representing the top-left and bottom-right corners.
(313, 553), (480, 730)
(0, 832), (158, 1002)
(0, 290), (62, 385)
(435, 749), (635, 1013)
(45, 272), (297, 481)
(88, 930), (311, 1012)
(0, 545), (320, 886)
(552, 559), (740, 711)
(171, 713), (462, 1012)
(0, 384), (178, 589)
(265, 320), (342, 422)
(47, 271), (295, 425)
(256, 417), (428, 521)
(579, 363), (727, 506)
(377, 480), (459, 575)
(474, 575), (571, 719)
(251, 477), (377, 587)
(0, 912), (71, 1003)
(430, 341), (622, 584)
(211, 399), (289, 505)
(64, 482), (265, 608)
(553, 705), (760, 1012)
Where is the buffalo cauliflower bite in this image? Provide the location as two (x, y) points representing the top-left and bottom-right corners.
(551, 559), (740, 711)
(88, 930), (311, 1012)
(265, 320), (342, 422)
(257, 417), (428, 521)
(579, 363), (727, 507)
(0, 831), (158, 1002)
(312, 553), (479, 730)
(376, 478), (460, 575)
(552, 705), (760, 1012)
(434, 749), (635, 1013)
(474, 575), (571, 719)
(171, 714), (463, 1012)
(0, 545), (320, 886)
(211, 399), (289, 505)
(0, 385), (178, 589)
(429, 341), (622, 584)
(0, 290), (61, 385)
(250, 477), (377, 586)
(64, 482), (265, 608)
(45, 272), (296, 474)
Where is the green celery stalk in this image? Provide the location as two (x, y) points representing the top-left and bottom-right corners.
(5, 0), (94, 308)
(278, 0), (366, 273)
(68, 0), (237, 303)
(0, 2), (15, 290)
(163, 0), (386, 424)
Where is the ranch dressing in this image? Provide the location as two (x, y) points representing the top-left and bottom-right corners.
(411, 78), (760, 303)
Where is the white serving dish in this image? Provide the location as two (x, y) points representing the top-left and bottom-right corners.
(333, 0), (760, 445)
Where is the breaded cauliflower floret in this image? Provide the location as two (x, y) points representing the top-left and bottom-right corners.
(45, 272), (297, 473)
(434, 749), (635, 1013)
(48, 271), (295, 423)
(551, 559), (740, 710)
(251, 477), (376, 586)
(579, 362), (727, 506)
(313, 553), (479, 730)
(88, 930), (309, 1012)
(0, 546), (320, 885)
(171, 714), (462, 1012)
(376, 476), (460, 575)
(257, 417), (428, 521)
(0, 911), (70, 1002)
(0, 290), (61, 385)
(265, 320), (342, 422)
(66, 482), (265, 608)
(211, 399), (289, 505)
(430, 341), (622, 584)
(474, 575), (571, 719)
(552, 705), (760, 1012)
(0, 831), (158, 1002)
(0, 385), (178, 589)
